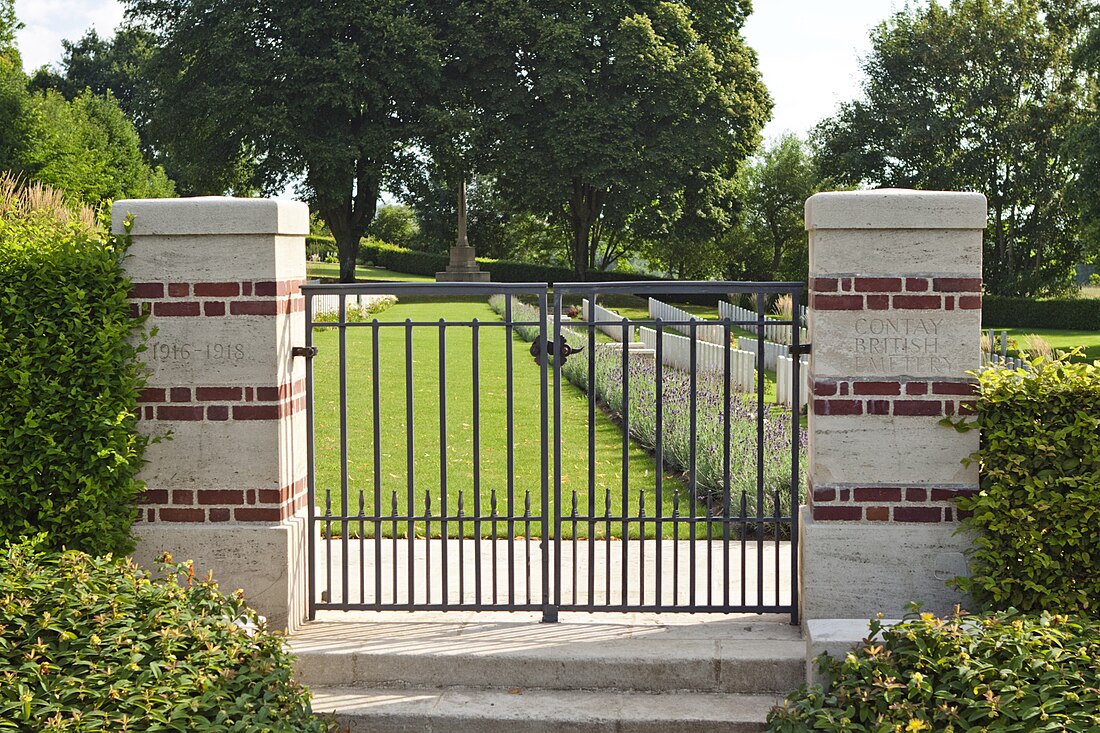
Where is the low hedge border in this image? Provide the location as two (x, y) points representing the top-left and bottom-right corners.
(983, 295), (1100, 330)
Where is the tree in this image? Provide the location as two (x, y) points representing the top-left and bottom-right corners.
(815, 0), (1091, 297)
(725, 134), (822, 283)
(493, 0), (770, 280)
(126, 0), (444, 281)
(1068, 4), (1100, 261)
(371, 204), (419, 249)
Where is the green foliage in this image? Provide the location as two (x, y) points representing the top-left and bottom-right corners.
(0, 187), (147, 556)
(767, 609), (1100, 732)
(983, 295), (1100, 330)
(358, 241), (448, 277)
(947, 357), (1100, 614)
(0, 538), (329, 732)
(370, 204), (418, 249)
(306, 235), (337, 263)
(816, 0), (1091, 297)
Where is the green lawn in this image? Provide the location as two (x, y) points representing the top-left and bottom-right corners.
(997, 328), (1100, 362)
(307, 261), (433, 282)
(311, 299), (687, 539)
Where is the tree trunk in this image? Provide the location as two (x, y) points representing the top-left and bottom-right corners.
(568, 178), (607, 281)
(320, 163), (379, 283)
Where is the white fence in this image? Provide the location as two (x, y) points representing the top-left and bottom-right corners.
(639, 327), (755, 392)
(775, 354), (810, 410)
(647, 298), (727, 344)
(582, 299), (632, 341)
(717, 301), (808, 345)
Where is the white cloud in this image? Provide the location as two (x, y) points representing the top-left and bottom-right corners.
(14, 0), (125, 72)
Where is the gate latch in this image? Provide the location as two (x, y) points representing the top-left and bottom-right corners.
(292, 346), (318, 359)
(530, 336), (584, 366)
(788, 343), (812, 357)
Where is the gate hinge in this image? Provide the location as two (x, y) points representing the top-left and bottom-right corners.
(788, 343), (812, 357)
(292, 346), (318, 358)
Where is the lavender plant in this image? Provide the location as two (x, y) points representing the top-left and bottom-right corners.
(489, 296), (808, 519)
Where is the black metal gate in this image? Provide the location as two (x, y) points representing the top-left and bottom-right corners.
(301, 281), (805, 623)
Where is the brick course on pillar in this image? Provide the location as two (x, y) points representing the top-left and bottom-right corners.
(113, 197), (309, 632)
(800, 189), (985, 620)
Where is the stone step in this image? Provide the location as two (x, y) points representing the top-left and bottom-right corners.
(290, 612), (804, 695)
(309, 686), (782, 733)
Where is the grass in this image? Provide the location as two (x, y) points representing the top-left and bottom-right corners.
(311, 298), (687, 539)
(306, 261), (433, 282)
(995, 328), (1100, 363)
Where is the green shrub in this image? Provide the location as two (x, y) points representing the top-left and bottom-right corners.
(946, 357), (1100, 614)
(306, 234), (336, 262)
(983, 295), (1100, 330)
(767, 609), (1100, 732)
(357, 240), (447, 276)
(0, 538), (329, 732)
(0, 179), (147, 556)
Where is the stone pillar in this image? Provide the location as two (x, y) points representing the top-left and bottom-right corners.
(800, 189), (985, 620)
(113, 197), (310, 632)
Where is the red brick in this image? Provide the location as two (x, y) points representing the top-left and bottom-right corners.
(170, 387), (191, 402)
(957, 509), (974, 520)
(866, 295), (890, 310)
(853, 381), (901, 395)
(255, 386), (280, 401)
(244, 388), (254, 402)
(130, 283), (164, 299)
(813, 399), (863, 416)
(141, 489), (168, 505)
(235, 507), (282, 522)
(893, 400), (944, 416)
(194, 282), (240, 297)
(958, 295), (982, 310)
(905, 278), (929, 292)
(905, 382), (929, 395)
(157, 406), (204, 421)
(812, 294), (863, 310)
(841, 277), (853, 291)
(933, 277), (982, 292)
(168, 282), (190, 297)
(906, 488), (928, 502)
(246, 489), (257, 505)
(867, 400), (891, 415)
(198, 489), (244, 505)
(207, 406), (230, 421)
(172, 489), (193, 505)
(209, 508), (231, 522)
(813, 380), (838, 397)
(159, 508), (205, 522)
(944, 297), (956, 311)
(147, 508), (155, 522)
(812, 506), (863, 521)
(138, 388), (165, 403)
(854, 277), (902, 292)
(129, 303), (140, 318)
(233, 405), (280, 420)
(865, 506), (890, 521)
(892, 295), (941, 310)
(854, 487), (902, 502)
(839, 489), (850, 501)
(811, 277), (838, 292)
(241, 282), (253, 296)
(230, 300), (279, 316)
(812, 487), (837, 503)
(894, 507), (943, 522)
(933, 381), (977, 396)
(958, 400), (978, 415)
(154, 301), (201, 317)
(196, 387), (242, 401)
(259, 488), (287, 504)
(144, 406), (154, 419)
(253, 281), (278, 296)
(931, 487), (978, 502)
(204, 301), (226, 316)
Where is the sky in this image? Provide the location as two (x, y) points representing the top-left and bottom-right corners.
(14, 0), (905, 144)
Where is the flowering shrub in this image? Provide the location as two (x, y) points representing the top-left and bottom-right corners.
(767, 608), (1100, 732)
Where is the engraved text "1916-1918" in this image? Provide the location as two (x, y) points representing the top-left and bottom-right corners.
(149, 342), (246, 362)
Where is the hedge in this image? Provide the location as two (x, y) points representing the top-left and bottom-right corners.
(0, 538), (330, 732)
(0, 182), (147, 556)
(944, 356), (1100, 614)
(983, 295), (1100, 330)
(767, 609), (1100, 732)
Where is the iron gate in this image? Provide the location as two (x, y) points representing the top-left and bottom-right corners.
(301, 281), (805, 623)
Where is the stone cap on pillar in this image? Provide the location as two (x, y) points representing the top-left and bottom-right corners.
(806, 189), (987, 231)
(111, 197), (310, 237)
